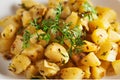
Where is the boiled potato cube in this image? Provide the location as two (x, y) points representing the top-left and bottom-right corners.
(91, 28), (108, 45)
(10, 35), (23, 55)
(81, 52), (101, 66)
(22, 44), (44, 61)
(0, 36), (14, 53)
(36, 60), (60, 77)
(96, 6), (117, 22)
(25, 65), (38, 78)
(112, 60), (120, 75)
(45, 43), (69, 66)
(24, 25), (36, 34)
(111, 22), (120, 34)
(88, 19), (110, 32)
(9, 55), (31, 74)
(29, 4), (47, 20)
(97, 41), (118, 62)
(0, 16), (20, 29)
(61, 6), (71, 19)
(45, 8), (56, 19)
(79, 65), (91, 79)
(60, 67), (84, 79)
(48, 0), (64, 8)
(30, 30), (48, 47)
(66, 12), (79, 29)
(91, 66), (106, 79)
(21, 0), (39, 9)
(80, 40), (98, 52)
(22, 11), (32, 27)
(1, 24), (17, 39)
(108, 29), (120, 42)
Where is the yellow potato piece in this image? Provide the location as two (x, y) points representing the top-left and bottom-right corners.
(81, 52), (101, 66)
(60, 67), (84, 79)
(112, 60), (120, 75)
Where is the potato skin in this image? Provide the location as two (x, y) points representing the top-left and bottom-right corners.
(45, 43), (69, 66)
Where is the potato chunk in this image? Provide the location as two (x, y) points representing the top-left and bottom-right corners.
(91, 28), (108, 45)
(80, 40), (98, 52)
(112, 60), (120, 75)
(0, 35), (14, 53)
(1, 24), (17, 39)
(66, 12), (79, 29)
(22, 44), (44, 61)
(88, 19), (110, 31)
(45, 43), (69, 66)
(91, 66), (106, 79)
(96, 6), (117, 22)
(10, 35), (23, 55)
(36, 60), (60, 77)
(21, 0), (39, 9)
(9, 55), (31, 74)
(79, 65), (91, 79)
(25, 65), (38, 78)
(108, 29), (120, 42)
(81, 52), (101, 66)
(22, 11), (32, 27)
(60, 67), (84, 79)
(30, 30), (48, 47)
(96, 41), (118, 62)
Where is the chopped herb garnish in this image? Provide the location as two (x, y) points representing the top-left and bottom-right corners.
(30, 3), (84, 56)
(22, 30), (31, 49)
(41, 33), (51, 42)
(82, 2), (97, 21)
(30, 18), (40, 30)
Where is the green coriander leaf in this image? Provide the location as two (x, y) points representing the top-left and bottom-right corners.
(41, 33), (50, 42)
(82, 2), (97, 21)
(55, 3), (63, 21)
(22, 30), (31, 49)
(30, 18), (40, 30)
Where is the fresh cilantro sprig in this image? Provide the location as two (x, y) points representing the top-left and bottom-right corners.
(22, 30), (31, 49)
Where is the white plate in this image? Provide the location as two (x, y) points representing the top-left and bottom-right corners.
(0, 0), (120, 79)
